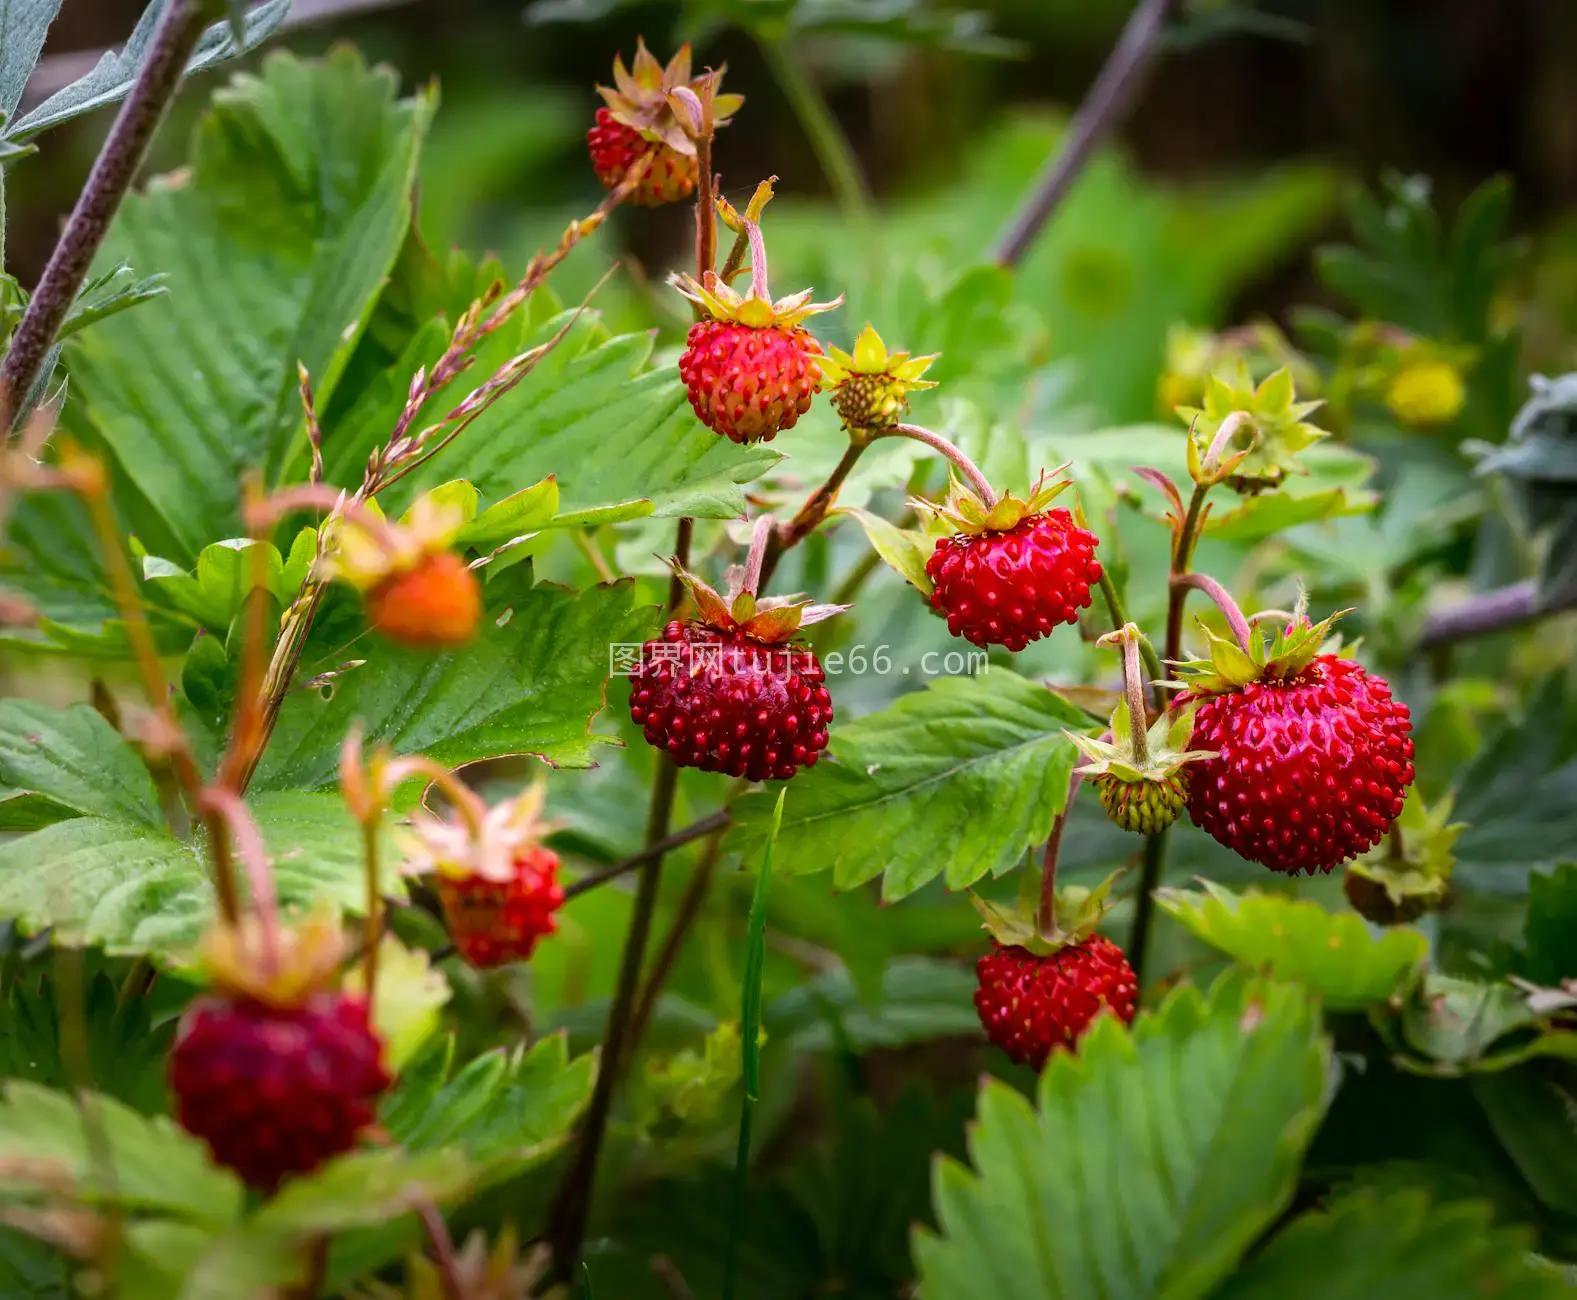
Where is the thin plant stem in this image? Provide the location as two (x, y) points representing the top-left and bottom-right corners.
(1200, 410), (1253, 479)
(758, 438), (868, 590)
(993, 0), (1176, 268)
(1163, 482), (1213, 669)
(1129, 830), (1168, 988)
(416, 1201), (464, 1300)
(574, 529), (617, 584)
(1419, 579), (1577, 648)
(881, 423), (996, 505)
(742, 514), (774, 596)
(202, 788), (281, 971)
(694, 122), (717, 280)
(561, 810), (733, 902)
(757, 39), (873, 230)
(1172, 571), (1254, 651)
(0, 0), (222, 431)
(1116, 632), (1149, 766)
(1096, 568), (1165, 688)
(667, 518), (695, 610)
(548, 754), (680, 1278)
(1037, 797), (1076, 938)
(361, 814), (383, 1009)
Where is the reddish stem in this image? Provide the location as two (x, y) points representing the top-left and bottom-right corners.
(1171, 571), (1254, 652)
(882, 423), (996, 506)
(203, 787), (281, 975)
(742, 514), (774, 597)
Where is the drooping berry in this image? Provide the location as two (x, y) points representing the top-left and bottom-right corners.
(670, 210), (840, 444)
(365, 549), (481, 651)
(630, 619), (833, 781)
(974, 936), (1138, 1070)
(170, 991), (389, 1189)
(1184, 653), (1414, 875)
(589, 41), (741, 207)
(1342, 789), (1461, 926)
(436, 844), (565, 969)
(1095, 772), (1188, 834)
(677, 318), (823, 443)
(926, 508), (1101, 652)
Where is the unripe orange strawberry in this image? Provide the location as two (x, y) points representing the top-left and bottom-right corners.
(365, 550), (480, 651)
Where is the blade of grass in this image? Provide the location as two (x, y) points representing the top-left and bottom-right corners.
(723, 788), (786, 1300)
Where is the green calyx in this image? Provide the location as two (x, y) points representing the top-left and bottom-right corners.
(914, 465), (1071, 535)
(1173, 609), (1351, 695)
(1066, 702), (1215, 786)
(970, 869), (1123, 955)
(1179, 361), (1326, 493)
(1345, 790), (1463, 920)
(670, 560), (847, 644)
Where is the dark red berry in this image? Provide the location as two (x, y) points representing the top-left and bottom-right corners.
(974, 936), (1138, 1070)
(677, 320), (821, 444)
(170, 992), (390, 1190)
(629, 619), (832, 781)
(437, 846), (565, 969)
(925, 509), (1101, 651)
(1184, 654), (1415, 874)
(586, 107), (696, 206)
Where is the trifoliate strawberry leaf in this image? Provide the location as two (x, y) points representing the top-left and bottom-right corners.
(726, 672), (1087, 900)
(913, 972), (1330, 1299)
(0, 700), (162, 831)
(1213, 1187), (1567, 1300)
(0, 1081), (243, 1225)
(1156, 881), (1428, 1010)
(250, 577), (646, 793)
(54, 49), (430, 561)
(0, 793), (403, 955)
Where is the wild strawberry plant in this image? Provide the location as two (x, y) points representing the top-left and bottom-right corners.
(0, 2), (1573, 1297)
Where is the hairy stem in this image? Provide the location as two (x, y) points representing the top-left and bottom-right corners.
(742, 514), (774, 597)
(1117, 632), (1150, 766)
(882, 423), (996, 506)
(758, 438), (867, 590)
(1172, 571), (1254, 651)
(1419, 578), (1577, 648)
(1129, 829), (1168, 989)
(993, 0), (1175, 268)
(758, 39), (873, 229)
(1, 0), (220, 430)
(562, 810), (733, 902)
(1096, 569), (1165, 691)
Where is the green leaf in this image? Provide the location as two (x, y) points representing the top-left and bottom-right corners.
(331, 302), (777, 524)
(57, 263), (167, 343)
(0, 793), (401, 954)
(1472, 1067), (1577, 1217)
(6, 0), (291, 142)
(0, 0), (62, 122)
(913, 972), (1331, 1299)
(0, 700), (162, 830)
(251, 578), (648, 792)
(249, 1149), (477, 1234)
(1522, 864), (1577, 985)
(341, 936), (450, 1073)
(727, 672), (1087, 900)
(386, 1032), (595, 1177)
(0, 1081), (242, 1225)
(141, 535), (302, 632)
(118, 1222), (302, 1300)
(59, 48), (430, 558)
(1214, 1188), (1567, 1299)
(1155, 882), (1427, 1010)
(1397, 974), (1541, 1069)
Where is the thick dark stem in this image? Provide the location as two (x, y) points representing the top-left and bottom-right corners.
(1, 0), (218, 428)
(1419, 579), (1577, 648)
(561, 809), (732, 902)
(1128, 830), (1168, 988)
(993, 0), (1175, 268)
(547, 756), (680, 1278)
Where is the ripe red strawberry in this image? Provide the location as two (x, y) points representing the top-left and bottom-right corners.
(590, 41), (742, 207)
(366, 550), (481, 650)
(974, 936), (1138, 1070)
(436, 844), (565, 968)
(1179, 617), (1415, 874)
(171, 991), (389, 1190)
(671, 217), (840, 444)
(168, 912), (388, 1190)
(919, 473), (1100, 651)
(629, 563), (844, 782)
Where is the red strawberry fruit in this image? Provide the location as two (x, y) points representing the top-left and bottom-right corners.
(671, 219), (841, 444)
(921, 471), (1101, 651)
(169, 913), (389, 1190)
(407, 782), (567, 969)
(589, 41), (741, 207)
(970, 873), (1136, 1070)
(630, 565), (844, 781)
(1179, 614), (1415, 874)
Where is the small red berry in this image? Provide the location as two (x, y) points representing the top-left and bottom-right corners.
(437, 845), (565, 969)
(678, 319), (822, 444)
(170, 991), (389, 1190)
(587, 107), (696, 207)
(974, 936), (1138, 1070)
(364, 550), (481, 651)
(629, 619), (833, 781)
(926, 508), (1101, 651)
(1184, 654), (1415, 874)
